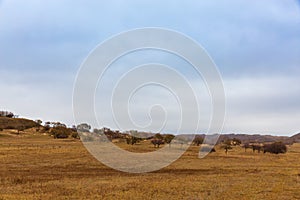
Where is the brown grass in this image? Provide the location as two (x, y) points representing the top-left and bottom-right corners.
(0, 117), (38, 130)
(0, 131), (300, 200)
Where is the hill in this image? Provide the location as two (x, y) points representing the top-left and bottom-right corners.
(217, 133), (290, 144)
(0, 117), (39, 130)
(290, 133), (300, 143)
(0, 115), (299, 145)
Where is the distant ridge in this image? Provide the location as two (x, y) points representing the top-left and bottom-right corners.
(216, 133), (293, 144)
(290, 133), (300, 143)
(0, 115), (299, 144)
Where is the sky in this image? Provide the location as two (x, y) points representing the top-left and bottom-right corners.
(0, 0), (300, 136)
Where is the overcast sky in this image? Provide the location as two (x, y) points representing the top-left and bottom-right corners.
(0, 0), (300, 136)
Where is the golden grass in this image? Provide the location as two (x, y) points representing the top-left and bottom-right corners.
(0, 132), (300, 200)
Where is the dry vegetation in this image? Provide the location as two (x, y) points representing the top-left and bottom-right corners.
(0, 117), (39, 130)
(0, 130), (300, 200)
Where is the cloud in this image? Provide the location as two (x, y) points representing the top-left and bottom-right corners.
(224, 76), (300, 135)
(0, 69), (75, 126)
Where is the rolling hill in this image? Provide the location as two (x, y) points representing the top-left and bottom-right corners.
(0, 117), (39, 130)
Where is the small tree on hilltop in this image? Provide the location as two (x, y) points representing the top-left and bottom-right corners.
(44, 122), (51, 131)
(76, 123), (91, 132)
(35, 119), (42, 125)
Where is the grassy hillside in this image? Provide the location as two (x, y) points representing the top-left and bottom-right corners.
(0, 117), (39, 130)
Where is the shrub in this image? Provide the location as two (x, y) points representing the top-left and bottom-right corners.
(44, 125), (51, 131)
(264, 142), (287, 154)
(151, 138), (164, 148)
(71, 132), (79, 139)
(50, 126), (71, 139)
(222, 144), (232, 154)
(6, 126), (15, 129)
(193, 136), (204, 146)
(54, 132), (68, 139)
(154, 133), (163, 140)
(201, 146), (216, 153)
(232, 138), (242, 145)
(126, 136), (140, 145)
(0, 111), (15, 118)
(164, 134), (175, 144)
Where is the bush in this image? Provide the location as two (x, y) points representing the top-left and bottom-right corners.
(126, 136), (141, 145)
(232, 138), (242, 146)
(50, 126), (71, 139)
(54, 132), (68, 139)
(6, 126), (15, 129)
(222, 144), (232, 154)
(0, 111), (15, 118)
(264, 142), (287, 154)
(71, 132), (79, 139)
(164, 134), (175, 144)
(151, 138), (164, 148)
(193, 136), (204, 146)
(201, 146), (216, 153)
(44, 125), (51, 131)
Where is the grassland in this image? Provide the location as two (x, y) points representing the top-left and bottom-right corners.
(0, 131), (300, 200)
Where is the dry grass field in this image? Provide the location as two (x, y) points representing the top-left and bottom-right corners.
(1, 131), (300, 200)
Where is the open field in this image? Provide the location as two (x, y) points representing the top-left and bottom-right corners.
(1, 132), (300, 200)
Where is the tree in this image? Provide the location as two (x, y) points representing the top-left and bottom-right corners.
(252, 145), (263, 153)
(263, 142), (287, 154)
(223, 144), (232, 155)
(76, 123), (91, 132)
(201, 146), (216, 153)
(151, 138), (164, 148)
(93, 128), (104, 134)
(193, 136), (204, 146)
(50, 126), (70, 139)
(52, 122), (66, 128)
(6, 112), (14, 118)
(35, 119), (42, 125)
(44, 122), (51, 131)
(71, 132), (79, 139)
(232, 138), (242, 146)
(126, 136), (140, 145)
(154, 133), (163, 140)
(70, 125), (77, 132)
(242, 143), (251, 152)
(0, 111), (15, 118)
(164, 134), (175, 147)
(221, 139), (232, 154)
